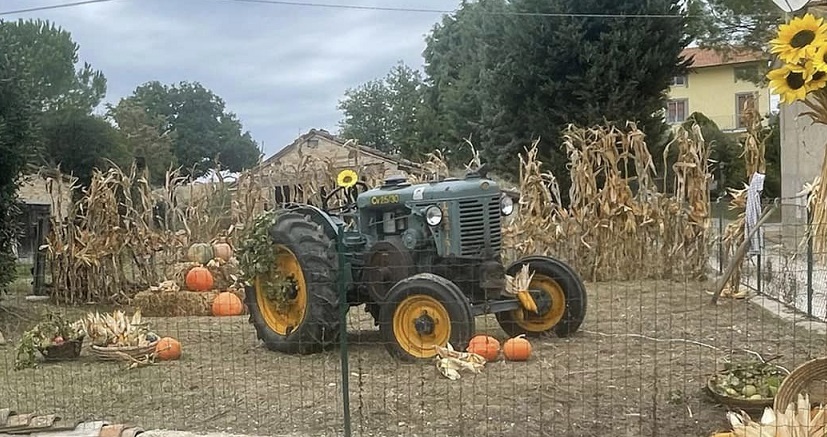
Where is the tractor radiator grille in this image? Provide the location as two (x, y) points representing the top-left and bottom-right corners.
(457, 195), (502, 257)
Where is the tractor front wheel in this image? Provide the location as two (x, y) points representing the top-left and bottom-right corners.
(245, 211), (340, 354)
(378, 273), (474, 362)
(496, 256), (587, 338)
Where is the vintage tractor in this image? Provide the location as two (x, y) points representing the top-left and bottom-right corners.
(244, 165), (587, 361)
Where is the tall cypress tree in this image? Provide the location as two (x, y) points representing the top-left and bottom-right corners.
(479, 0), (693, 199)
(0, 23), (37, 293)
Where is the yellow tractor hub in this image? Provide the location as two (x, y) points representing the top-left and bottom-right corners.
(254, 245), (308, 336)
(392, 295), (451, 359)
(513, 275), (567, 332)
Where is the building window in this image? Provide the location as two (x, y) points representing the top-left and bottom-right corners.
(671, 75), (687, 86)
(666, 99), (688, 123)
(736, 92), (758, 129)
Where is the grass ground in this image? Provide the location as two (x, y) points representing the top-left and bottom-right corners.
(1, 273), (826, 437)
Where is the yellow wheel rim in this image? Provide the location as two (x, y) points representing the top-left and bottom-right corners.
(512, 274), (567, 332)
(254, 244), (307, 335)
(392, 295), (451, 358)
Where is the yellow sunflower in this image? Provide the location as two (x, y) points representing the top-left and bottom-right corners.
(814, 43), (827, 71)
(767, 62), (811, 103)
(336, 169), (358, 188)
(770, 13), (827, 64)
(807, 62), (827, 92)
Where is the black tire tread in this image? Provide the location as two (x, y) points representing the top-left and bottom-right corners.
(245, 211), (341, 354)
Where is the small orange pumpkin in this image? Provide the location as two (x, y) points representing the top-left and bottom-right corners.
(503, 335), (532, 361)
(155, 337), (182, 361)
(467, 335), (501, 361)
(212, 291), (243, 316)
(185, 266), (214, 292)
(212, 242), (234, 262)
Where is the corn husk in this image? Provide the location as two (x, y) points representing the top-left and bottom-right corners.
(434, 343), (486, 380)
(727, 394), (827, 437)
(505, 264), (538, 313)
(79, 310), (151, 348)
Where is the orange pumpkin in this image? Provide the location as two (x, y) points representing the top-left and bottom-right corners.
(212, 291), (243, 316)
(187, 242), (214, 264)
(503, 335), (532, 361)
(467, 335), (501, 361)
(155, 337), (182, 361)
(185, 266), (214, 292)
(212, 242), (234, 262)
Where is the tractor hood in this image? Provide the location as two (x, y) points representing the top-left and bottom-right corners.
(356, 175), (502, 208)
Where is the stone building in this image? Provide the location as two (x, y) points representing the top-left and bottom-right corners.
(248, 128), (422, 206)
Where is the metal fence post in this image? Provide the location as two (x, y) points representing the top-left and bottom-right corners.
(718, 198), (724, 274)
(807, 206), (814, 318)
(336, 224), (352, 437)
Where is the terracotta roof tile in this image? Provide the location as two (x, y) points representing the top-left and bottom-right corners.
(682, 47), (769, 69)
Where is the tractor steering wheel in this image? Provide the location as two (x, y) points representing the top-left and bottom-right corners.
(322, 181), (369, 214)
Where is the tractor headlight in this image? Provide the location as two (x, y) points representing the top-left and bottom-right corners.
(500, 194), (514, 216)
(425, 205), (443, 226)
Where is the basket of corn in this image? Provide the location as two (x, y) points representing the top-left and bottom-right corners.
(706, 358), (789, 414)
(80, 310), (159, 361)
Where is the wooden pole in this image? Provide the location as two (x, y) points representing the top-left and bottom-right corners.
(710, 203), (779, 304)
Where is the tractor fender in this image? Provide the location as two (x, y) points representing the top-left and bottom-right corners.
(281, 203), (342, 241)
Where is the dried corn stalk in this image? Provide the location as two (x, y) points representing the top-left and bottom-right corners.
(502, 121), (711, 282)
(720, 100), (769, 296)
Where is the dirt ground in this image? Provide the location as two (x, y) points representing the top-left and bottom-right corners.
(2, 279), (826, 437)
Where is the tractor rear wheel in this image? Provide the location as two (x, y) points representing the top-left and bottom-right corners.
(245, 211), (340, 354)
(496, 256), (587, 338)
(378, 273), (474, 362)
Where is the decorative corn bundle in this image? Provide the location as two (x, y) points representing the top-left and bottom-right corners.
(724, 394), (827, 437)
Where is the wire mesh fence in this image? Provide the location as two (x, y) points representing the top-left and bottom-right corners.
(2, 198), (827, 437)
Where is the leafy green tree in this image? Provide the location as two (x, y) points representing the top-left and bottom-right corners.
(338, 79), (391, 152)
(0, 18), (106, 113)
(40, 109), (131, 189)
(116, 81), (261, 179)
(420, 0), (510, 167)
(337, 62), (428, 159)
(107, 100), (177, 186)
(687, 0), (781, 84)
(338, 0), (693, 196)
(478, 0), (693, 197)
(688, 0), (781, 54)
(0, 28), (37, 293)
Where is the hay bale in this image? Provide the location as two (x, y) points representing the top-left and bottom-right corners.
(132, 288), (247, 317)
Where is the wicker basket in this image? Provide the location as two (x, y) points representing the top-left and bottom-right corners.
(89, 340), (159, 361)
(39, 336), (84, 362)
(706, 378), (776, 415)
(706, 363), (790, 415)
(774, 357), (827, 411)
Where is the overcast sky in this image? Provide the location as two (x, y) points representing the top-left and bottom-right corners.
(1, 0), (460, 158)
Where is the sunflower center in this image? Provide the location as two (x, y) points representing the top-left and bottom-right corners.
(791, 30), (817, 48)
(815, 71), (826, 81)
(787, 71), (806, 89)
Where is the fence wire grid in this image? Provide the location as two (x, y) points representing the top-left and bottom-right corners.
(2, 198), (827, 437)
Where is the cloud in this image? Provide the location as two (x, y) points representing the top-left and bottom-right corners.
(2, 0), (458, 155)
